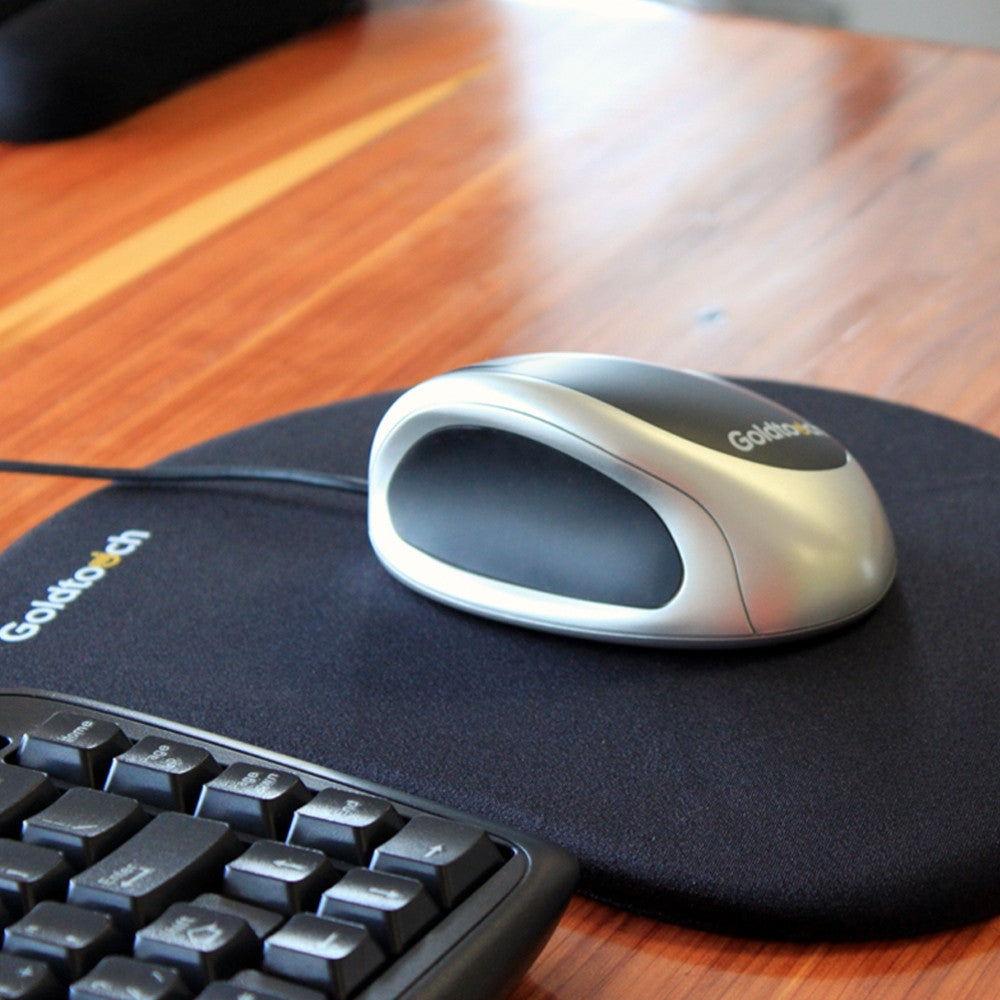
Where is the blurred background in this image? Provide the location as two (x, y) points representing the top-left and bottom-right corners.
(669, 0), (1000, 49)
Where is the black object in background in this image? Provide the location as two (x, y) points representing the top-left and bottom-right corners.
(0, 0), (359, 142)
(0, 0), (37, 22)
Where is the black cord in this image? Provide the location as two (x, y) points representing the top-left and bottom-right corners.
(0, 459), (369, 496)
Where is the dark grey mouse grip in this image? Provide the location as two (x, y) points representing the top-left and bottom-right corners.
(386, 427), (684, 609)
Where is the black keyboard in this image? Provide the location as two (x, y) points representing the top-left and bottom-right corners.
(0, 691), (577, 1000)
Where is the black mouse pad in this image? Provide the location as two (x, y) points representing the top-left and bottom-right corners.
(1, 381), (999, 941)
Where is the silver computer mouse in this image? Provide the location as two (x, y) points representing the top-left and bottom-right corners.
(367, 353), (896, 646)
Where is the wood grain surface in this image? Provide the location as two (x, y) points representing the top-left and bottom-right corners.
(2, 0), (1000, 996)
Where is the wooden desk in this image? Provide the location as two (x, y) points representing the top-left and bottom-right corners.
(2, 0), (999, 996)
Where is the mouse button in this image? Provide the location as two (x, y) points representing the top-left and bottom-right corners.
(709, 459), (896, 636)
(382, 427), (684, 610)
(489, 354), (848, 472)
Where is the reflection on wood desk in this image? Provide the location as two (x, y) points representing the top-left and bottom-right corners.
(2, 0), (999, 996)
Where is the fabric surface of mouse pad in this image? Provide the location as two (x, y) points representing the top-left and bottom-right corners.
(1, 381), (999, 941)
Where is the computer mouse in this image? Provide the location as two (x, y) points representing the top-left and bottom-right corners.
(367, 353), (896, 646)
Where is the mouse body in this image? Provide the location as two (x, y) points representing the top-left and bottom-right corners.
(367, 353), (896, 646)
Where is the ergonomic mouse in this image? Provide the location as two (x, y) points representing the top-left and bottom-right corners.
(367, 353), (896, 646)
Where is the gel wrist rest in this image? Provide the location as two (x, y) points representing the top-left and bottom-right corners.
(0, 0), (358, 142)
(0, 0), (37, 21)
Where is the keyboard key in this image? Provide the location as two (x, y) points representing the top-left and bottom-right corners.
(262, 914), (384, 1000)
(3, 901), (122, 982)
(0, 952), (63, 1000)
(286, 790), (403, 866)
(0, 693), (578, 1000)
(0, 768), (58, 838)
(133, 903), (258, 992)
(104, 739), (220, 813)
(67, 814), (240, 932)
(223, 842), (337, 916)
(0, 841), (73, 918)
(201, 970), (323, 1000)
(317, 869), (438, 956)
(194, 765), (309, 839)
(70, 956), (190, 1000)
(22, 789), (147, 870)
(188, 895), (283, 942)
(19, 714), (130, 789)
(370, 817), (503, 909)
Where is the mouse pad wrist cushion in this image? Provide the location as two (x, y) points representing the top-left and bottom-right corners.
(0, 0), (354, 142)
(2, 381), (999, 940)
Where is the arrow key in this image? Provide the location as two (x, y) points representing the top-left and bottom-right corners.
(317, 869), (438, 956)
(70, 955), (190, 1000)
(370, 817), (503, 909)
(223, 842), (337, 915)
(262, 914), (383, 1000)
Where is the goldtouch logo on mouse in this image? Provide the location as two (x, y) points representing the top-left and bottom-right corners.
(1, 530), (150, 644)
(727, 420), (827, 454)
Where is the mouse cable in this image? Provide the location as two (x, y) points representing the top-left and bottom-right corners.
(0, 459), (369, 495)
